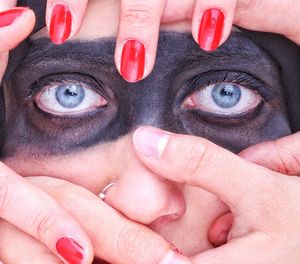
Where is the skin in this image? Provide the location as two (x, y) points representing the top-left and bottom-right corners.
(131, 126), (300, 263)
(46, 0), (300, 81)
(1, 0), (300, 263)
(1, 0), (292, 261)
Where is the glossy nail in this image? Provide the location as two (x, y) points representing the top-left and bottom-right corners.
(121, 39), (145, 82)
(56, 237), (84, 264)
(0, 7), (29, 28)
(50, 4), (72, 44)
(133, 127), (170, 158)
(198, 8), (224, 51)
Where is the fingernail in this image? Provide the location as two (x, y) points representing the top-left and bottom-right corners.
(56, 237), (84, 264)
(198, 8), (224, 51)
(133, 127), (170, 159)
(50, 4), (72, 44)
(0, 7), (29, 28)
(121, 39), (145, 82)
(214, 230), (229, 247)
(159, 250), (189, 264)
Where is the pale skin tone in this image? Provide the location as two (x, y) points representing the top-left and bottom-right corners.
(1, 1), (300, 264)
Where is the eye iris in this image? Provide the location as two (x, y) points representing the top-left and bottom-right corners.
(212, 83), (241, 108)
(55, 84), (85, 108)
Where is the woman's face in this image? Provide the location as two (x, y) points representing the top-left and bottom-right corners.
(2, 0), (291, 256)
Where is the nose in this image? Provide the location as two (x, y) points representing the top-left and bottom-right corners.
(103, 136), (186, 226)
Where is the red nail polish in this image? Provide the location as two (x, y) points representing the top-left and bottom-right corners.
(56, 237), (84, 264)
(198, 8), (224, 51)
(50, 4), (72, 44)
(0, 7), (29, 28)
(121, 39), (145, 82)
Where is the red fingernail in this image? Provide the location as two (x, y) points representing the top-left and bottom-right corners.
(0, 7), (29, 28)
(56, 237), (84, 264)
(198, 8), (224, 51)
(50, 4), (72, 44)
(121, 39), (145, 82)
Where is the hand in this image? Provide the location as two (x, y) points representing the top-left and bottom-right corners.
(209, 132), (300, 247)
(0, 176), (190, 264)
(12, 0), (300, 83)
(0, 163), (95, 263)
(132, 126), (300, 263)
(0, 5), (94, 263)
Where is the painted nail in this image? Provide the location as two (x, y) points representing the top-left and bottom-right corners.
(133, 127), (170, 158)
(50, 4), (72, 44)
(0, 7), (29, 28)
(198, 8), (224, 51)
(56, 237), (84, 264)
(121, 39), (145, 82)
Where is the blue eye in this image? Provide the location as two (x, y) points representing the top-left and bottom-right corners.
(35, 80), (108, 116)
(56, 84), (85, 108)
(211, 83), (241, 108)
(183, 82), (261, 115)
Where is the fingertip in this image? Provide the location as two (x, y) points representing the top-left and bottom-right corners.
(192, 1), (236, 51)
(117, 39), (146, 82)
(0, 8), (35, 52)
(55, 236), (94, 264)
(46, 0), (88, 45)
(115, 37), (157, 83)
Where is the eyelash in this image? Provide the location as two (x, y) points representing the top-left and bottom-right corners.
(25, 73), (109, 100)
(182, 71), (272, 103)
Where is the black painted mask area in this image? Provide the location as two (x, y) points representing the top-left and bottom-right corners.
(2, 32), (291, 157)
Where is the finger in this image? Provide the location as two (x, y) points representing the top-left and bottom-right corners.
(235, 0), (300, 45)
(0, 0), (17, 10)
(192, 0), (237, 51)
(0, 163), (93, 264)
(239, 132), (300, 176)
(115, 0), (166, 82)
(0, 219), (62, 264)
(132, 126), (282, 211)
(0, 7), (35, 52)
(30, 176), (191, 264)
(46, 0), (88, 44)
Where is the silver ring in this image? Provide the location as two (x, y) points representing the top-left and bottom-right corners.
(99, 182), (115, 201)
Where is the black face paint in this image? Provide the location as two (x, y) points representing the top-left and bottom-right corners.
(2, 31), (291, 157)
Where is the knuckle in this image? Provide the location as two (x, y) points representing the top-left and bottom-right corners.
(34, 209), (59, 241)
(116, 223), (146, 262)
(122, 4), (155, 28)
(237, 0), (260, 11)
(184, 140), (216, 182)
(273, 140), (300, 175)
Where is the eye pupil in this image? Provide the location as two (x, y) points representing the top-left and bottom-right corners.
(212, 83), (241, 108)
(56, 84), (85, 108)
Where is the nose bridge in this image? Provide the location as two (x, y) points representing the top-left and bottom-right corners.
(129, 77), (172, 130)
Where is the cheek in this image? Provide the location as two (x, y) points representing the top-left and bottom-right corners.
(2, 144), (119, 193)
(152, 186), (229, 256)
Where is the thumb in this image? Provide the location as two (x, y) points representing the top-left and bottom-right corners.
(239, 132), (300, 176)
